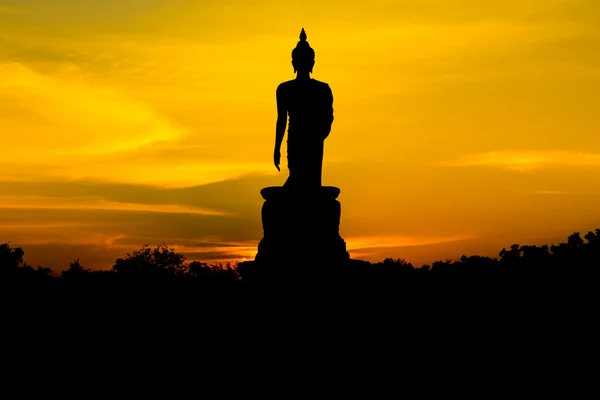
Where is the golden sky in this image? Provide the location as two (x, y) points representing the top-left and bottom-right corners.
(1, 0), (599, 270)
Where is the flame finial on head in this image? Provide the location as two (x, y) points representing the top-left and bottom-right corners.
(292, 27), (314, 61)
(299, 28), (307, 41)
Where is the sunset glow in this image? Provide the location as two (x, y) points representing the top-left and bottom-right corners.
(1, 0), (599, 270)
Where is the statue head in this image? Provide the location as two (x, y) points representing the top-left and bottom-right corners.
(291, 28), (315, 74)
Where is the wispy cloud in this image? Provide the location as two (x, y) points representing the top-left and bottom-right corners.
(0, 7), (17, 14)
(516, 189), (574, 195)
(174, 241), (258, 263)
(0, 61), (183, 158)
(0, 62), (273, 187)
(0, 195), (229, 216)
(1, 221), (129, 250)
(437, 150), (600, 171)
(346, 233), (474, 257)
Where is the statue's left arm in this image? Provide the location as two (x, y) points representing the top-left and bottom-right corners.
(322, 84), (334, 140)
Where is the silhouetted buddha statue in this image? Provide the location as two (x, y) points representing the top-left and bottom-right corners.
(274, 28), (334, 190)
(235, 28), (349, 277)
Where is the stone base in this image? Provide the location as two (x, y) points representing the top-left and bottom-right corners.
(252, 186), (350, 268)
(237, 258), (370, 282)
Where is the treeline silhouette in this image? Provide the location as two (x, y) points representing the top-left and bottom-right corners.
(2, 229), (599, 290)
(4, 229), (599, 351)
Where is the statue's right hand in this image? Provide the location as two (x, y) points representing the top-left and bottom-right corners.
(274, 150), (281, 172)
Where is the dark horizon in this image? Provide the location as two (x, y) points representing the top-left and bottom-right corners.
(3, 227), (599, 276)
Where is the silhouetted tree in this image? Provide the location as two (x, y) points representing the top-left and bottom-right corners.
(584, 229), (600, 246)
(567, 232), (584, 249)
(0, 242), (24, 273)
(61, 258), (90, 281)
(430, 260), (455, 273)
(2, 227), (600, 294)
(499, 244), (521, 261)
(189, 260), (238, 280)
(456, 255), (499, 272)
(0, 242), (54, 286)
(372, 257), (414, 273)
(112, 243), (187, 278)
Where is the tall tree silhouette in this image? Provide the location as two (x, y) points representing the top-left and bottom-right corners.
(112, 243), (188, 278)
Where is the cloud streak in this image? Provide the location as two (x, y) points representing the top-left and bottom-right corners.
(437, 150), (600, 171)
(0, 195), (229, 216)
(345, 233), (474, 260)
(517, 189), (574, 195)
(0, 7), (17, 14)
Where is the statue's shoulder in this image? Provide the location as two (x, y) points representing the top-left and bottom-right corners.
(277, 80), (295, 92)
(312, 79), (329, 89)
(311, 79), (332, 92)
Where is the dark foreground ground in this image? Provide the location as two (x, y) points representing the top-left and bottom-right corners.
(2, 229), (599, 369)
(3, 266), (596, 391)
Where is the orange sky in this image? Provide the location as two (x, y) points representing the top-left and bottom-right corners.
(1, 0), (599, 270)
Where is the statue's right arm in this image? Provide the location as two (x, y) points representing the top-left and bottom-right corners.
(275, 84), (287, 152)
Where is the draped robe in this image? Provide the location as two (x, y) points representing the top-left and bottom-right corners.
(276, 78), (334, 189)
